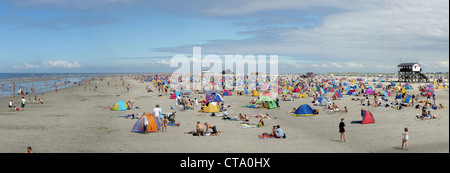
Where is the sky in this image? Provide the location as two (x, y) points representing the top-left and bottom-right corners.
(0, 0), (448, 74)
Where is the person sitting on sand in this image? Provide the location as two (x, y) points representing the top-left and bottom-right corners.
(238, 113), (244, 120)
(438, 104), (444, 109)
(273, 125), (285, 138)
(196, 121), (205, 136)
(242, 114), (250, 123)
(204, 122), (221, 135)
(332, 103), (339, 112)
(25, 146), (34, 153)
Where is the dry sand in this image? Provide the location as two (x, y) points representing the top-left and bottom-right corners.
(0, 76), (448, 153)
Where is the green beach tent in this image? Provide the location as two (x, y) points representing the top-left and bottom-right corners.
(254, 96), (278, 109)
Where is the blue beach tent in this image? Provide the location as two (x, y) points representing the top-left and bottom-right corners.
(293, 104), (315, 116)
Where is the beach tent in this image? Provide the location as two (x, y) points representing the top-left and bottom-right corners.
(244, 88), (249, 94)
(424, 90), (434, 97)
(293, 104), (315, 116)
(405, 85), (413, 90)
(364, 89), (374, 95)
(222, 89), (232, 96)
(131, 114), (158, 133)
(361, 109), (375, 124)
(320, 97), (330, 106)
(381, 90), (391, 97)
(293, 87), (301, 93)
(211, 93), (224, 102)
(299, 93), (307, 98)
(376, 83), (384, 88)
(403, 95), (413, 104)
(169, 91), (183, 99)
(254, 96), (278, 109)
(112, 100), (128, 111)
(319, 88), (326, 94)
(332, 91), (343, 98)
(252, 90), (260, 96)
(325, 87), (334, 92)
(204, 102), (220, 113)
(346, 89), (357, 95)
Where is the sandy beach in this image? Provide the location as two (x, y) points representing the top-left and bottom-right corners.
(0, 75), (448, 153)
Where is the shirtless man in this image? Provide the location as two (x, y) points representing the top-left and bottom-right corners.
(196, 121), (205, 136)
(204, 122), (221, 134)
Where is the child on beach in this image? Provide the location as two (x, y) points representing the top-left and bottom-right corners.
(162, 116), (168, 132)
(401, 128), (409, 151)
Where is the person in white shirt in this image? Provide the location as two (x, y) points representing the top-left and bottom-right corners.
(9, 100), (13, 111)
(195, 98), (198, 108)
(153, 105), (162, 124)
(21, 97), (26, 111)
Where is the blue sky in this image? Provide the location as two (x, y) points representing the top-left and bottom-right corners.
(0, 0), (448, 73)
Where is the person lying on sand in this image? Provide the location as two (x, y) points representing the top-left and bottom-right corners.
(287, 107), (296, 114)
(253, 113), (271, 119)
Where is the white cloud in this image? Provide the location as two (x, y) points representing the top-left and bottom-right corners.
(42, 61), (81, 68)
(437, 61), (449, 68)
(13, 62), (40, 69)
(154, 60), (170, 65)
(330, 62), (343, 68)
(346, 63), (365, 68)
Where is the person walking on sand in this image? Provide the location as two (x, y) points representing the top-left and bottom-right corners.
(339, 118), (347, 143)
(401, 127), (409, 151)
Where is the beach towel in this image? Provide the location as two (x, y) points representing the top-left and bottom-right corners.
(222, 117), (240, 121)
(241, 124), (258, 129)
(205, 132), (218, 136)
(258, 134), (274, 139)
(167, 123), (180, 127)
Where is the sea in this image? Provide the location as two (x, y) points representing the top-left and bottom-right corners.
(0, 73), (110, 97)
